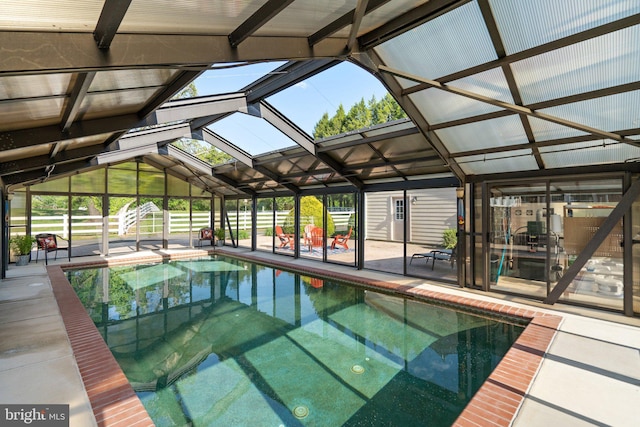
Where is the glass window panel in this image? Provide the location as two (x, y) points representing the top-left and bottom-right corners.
(512, 26), (640, 104)
(167, 198), (189, 246)
(208, 113), (295, 156)
(193, 62), (286, 96)
(374, 2), (497, 80)
(267, 62), (390, 135)
(108, 168), (137, 194)
(71, 195), (103, 257)
(138, 170), (165, 195)
(31, 176), (69, 192)
(167, 174), (190, 197)
(237, 198), (252, 249)
(540, 90), (640, 133)
(406, 188), (460, 283)
(192, 199), (212, 247)
(31, 195), (69, 238)
(327, 193), (357, 267)
(274, 196), (295, 255)
(540, 140), (640, 169)
(435, 115), (528, 153)
(458, 150), (538, 175)
(364, 191), (404, 275)
(71, 169), (105, 193)
(299, 196), (326, 261)
(551, 179), (623, 311)
(9, 191), (27, 233)
(490, 0), (640, 54)
(139, 197), (163, 249)
(256, 197), (274, 253)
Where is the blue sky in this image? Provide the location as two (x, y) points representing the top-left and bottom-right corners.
(192, 61), (390, 154)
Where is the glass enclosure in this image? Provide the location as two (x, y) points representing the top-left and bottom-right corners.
(485, 177), (625, 312)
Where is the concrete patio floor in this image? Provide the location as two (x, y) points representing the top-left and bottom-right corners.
(0, 246), (638, 426)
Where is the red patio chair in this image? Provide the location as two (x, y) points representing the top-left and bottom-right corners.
(331, 226), (353, 250)
(275, 225), (294, 249)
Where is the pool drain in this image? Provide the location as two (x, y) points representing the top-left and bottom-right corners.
(293, 405), (309, 419)
(351, 364), (365, 374)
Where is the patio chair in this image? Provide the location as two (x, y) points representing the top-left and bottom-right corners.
(410, 246), (456, 270)
(275, 225), (294, 249)
(331, 226), (353, 250)
(197, 227), (214, 247)
(303, 224), (315, 250)
(308, 227), (324, 251)
(35, 233), (70, 265)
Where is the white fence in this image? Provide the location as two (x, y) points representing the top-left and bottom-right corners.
(21, 210), (355, 238)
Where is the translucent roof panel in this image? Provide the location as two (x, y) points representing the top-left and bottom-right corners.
(193, 62), (286, 96)
(374, 1), (497, 80)
(512, 25), (640, 105)
(528, 117), (590, 142)
(0, 98), (64, 132)
(90, 69), (180, 92)
(490, 0), (640, 55)
(539, 90), (640, 133)
(434, 115), (529, 153)
(208, 113), (296, 156)
(267, 62), (390, 135)
(457, 149), (538, 175)
(121, 0), (258, 34)
(0, 74), (71, 100)
(409, 68), (513, 124)
(540, 140), (640, 169)
(0, 0), (102, 31)
(257, 0), (354, 36)
(79, 87), (162, 120)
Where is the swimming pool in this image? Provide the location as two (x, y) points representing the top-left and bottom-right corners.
(67, 255), (524, 426)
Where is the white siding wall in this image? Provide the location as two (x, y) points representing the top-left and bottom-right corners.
(365, 191), (401, 241)
(365, 188), (457, 245)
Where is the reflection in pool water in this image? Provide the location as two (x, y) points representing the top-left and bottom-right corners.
(67, 255), (524, 426)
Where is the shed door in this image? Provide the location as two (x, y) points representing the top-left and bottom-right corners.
(392, 197), (405, 241)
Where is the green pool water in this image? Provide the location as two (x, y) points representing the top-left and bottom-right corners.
(67, 255), (524, 426)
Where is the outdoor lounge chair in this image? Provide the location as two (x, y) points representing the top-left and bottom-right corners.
(331, 226), (353, 250)
(410, 246), (455, 270)
(35, 233), (70, 265)
(275, 225), (294, 249)
(197, 227), (214, 247)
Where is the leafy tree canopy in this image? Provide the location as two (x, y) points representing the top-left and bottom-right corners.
(312, 93), (407, 139)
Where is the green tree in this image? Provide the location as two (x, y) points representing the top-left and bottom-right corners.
(344, 98), (372, 130)
(312, 93), (407, 139)
(172, 82), (198, 99)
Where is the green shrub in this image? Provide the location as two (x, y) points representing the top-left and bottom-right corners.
(283, 196), (335, 236)
(442, 228), (457, 249)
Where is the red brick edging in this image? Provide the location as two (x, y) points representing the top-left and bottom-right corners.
(47, 266), (154, 427)
(53, 249), (562, 427)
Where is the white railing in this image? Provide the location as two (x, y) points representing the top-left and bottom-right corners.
(19, 209), (356, 237)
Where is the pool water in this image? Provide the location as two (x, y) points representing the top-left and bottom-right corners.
(67, 255), (524, 426)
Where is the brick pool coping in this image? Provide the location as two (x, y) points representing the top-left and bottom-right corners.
(51, 249), (562, 427)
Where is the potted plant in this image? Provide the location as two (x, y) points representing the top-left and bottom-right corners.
(214, 228), (225, 246)
(10, 235), (37, 266)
